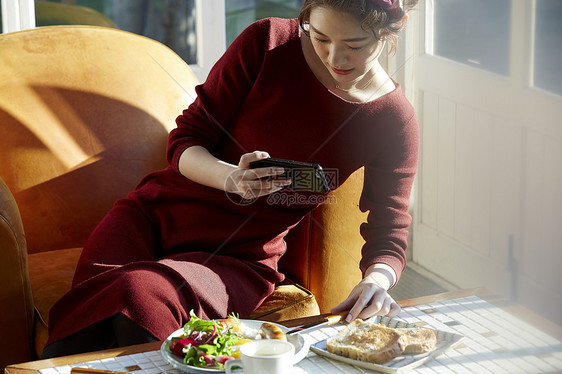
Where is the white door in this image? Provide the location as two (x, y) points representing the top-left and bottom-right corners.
(413, 0), (562, 325)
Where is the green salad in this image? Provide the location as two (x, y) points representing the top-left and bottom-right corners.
(166, 310), (247, 368)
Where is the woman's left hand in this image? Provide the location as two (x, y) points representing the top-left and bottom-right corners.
(331, 265), (401, 322)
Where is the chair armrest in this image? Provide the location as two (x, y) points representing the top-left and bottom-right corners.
(0, 177), (35, 367)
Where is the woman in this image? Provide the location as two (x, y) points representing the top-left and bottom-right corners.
(42, 0), (419, 357)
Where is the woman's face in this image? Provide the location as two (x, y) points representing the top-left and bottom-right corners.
(308, 6), (383, 85)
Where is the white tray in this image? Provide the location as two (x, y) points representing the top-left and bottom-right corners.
(310, 316), (464, 373)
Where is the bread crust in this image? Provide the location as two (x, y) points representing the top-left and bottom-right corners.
(326, 319), (437, 365)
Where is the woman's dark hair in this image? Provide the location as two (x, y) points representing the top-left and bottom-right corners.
(298, 0), (418, 53)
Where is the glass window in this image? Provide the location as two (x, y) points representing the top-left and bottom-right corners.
(433, 0), (511, 76)
(225, 0), (304, 45)
(29, 0), (197, 64)
(534, 0), (562, 96)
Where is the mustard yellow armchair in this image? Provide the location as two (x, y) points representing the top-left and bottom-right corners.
(0, 25), (366, 368)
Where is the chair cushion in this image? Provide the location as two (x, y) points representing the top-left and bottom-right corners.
(28, 248), (82, 357)
(248, 280), (320, 322)
(28, 248), (319, 356)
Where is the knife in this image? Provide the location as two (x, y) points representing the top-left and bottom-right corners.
(286, 314), (344, 335)
(71, 369), (133, 374)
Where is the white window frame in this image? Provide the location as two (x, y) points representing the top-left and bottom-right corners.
(191, 0), (226, 82)
(1, 0), (225, 83)
(1, 0), (35, 33)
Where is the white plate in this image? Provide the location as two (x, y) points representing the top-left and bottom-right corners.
(310, 316), (464, 374)
(160, 319), (309, 374)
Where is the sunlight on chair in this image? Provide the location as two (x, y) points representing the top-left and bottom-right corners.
(0, 84), (99, 180)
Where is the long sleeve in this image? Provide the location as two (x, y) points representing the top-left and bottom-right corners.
(358, 109), (419, 282)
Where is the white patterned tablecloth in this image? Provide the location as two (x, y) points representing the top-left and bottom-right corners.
(38, 296), (562, 374)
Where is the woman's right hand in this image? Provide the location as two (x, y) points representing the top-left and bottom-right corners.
(225, 151), (291, 199)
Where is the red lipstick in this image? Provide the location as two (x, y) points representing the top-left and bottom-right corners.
(331, 67), (354, 75)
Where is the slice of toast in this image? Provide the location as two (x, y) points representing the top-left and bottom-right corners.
(326, 319), (437, 365)
(326, 319), (404, 364)
(396, 327), (437, 353)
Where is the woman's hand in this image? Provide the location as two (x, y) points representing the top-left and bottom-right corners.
(225, 151), (291, 199)
(331, 264), (401, 322)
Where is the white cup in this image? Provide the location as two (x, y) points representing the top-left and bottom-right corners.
(225, 339), (295, 374)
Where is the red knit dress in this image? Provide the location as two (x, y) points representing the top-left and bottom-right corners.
(46, 18), (419, 344)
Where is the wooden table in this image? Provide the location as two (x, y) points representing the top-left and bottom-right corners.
(5, 288), (562, 374)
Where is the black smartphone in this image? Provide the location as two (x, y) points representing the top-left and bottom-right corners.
(250, 158), (330, 194)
